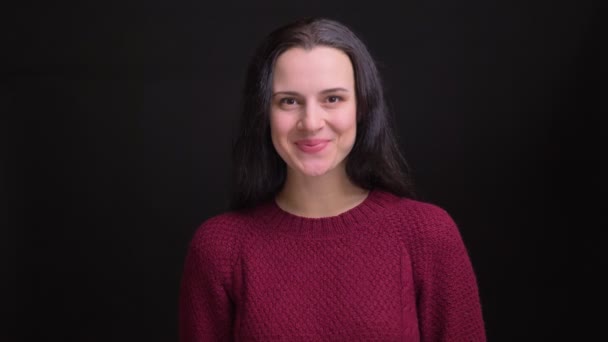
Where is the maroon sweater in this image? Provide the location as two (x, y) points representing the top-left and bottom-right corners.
(179, 190), (485, 341)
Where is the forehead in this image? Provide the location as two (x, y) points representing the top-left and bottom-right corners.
(272, 46), (354, 91)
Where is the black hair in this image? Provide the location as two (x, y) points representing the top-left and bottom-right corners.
(231, 17), (415, 210)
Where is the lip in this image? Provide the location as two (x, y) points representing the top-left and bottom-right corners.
(294, 139), (331, 153)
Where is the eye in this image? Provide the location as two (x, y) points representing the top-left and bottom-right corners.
(327, 96), (342, 103)
(279, 97), (298, 105)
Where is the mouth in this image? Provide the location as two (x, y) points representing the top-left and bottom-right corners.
(294, 139), (331, 153)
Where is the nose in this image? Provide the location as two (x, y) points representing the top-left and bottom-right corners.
(298, 102), (325, 131)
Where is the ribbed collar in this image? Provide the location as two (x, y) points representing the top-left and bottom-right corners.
(250, 190), (399, 238)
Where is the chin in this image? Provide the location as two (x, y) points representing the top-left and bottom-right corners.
(296, 163), (336, 177)
(302, 169), (330, 177)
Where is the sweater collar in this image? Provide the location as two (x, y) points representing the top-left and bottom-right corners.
(250, 189), (399, 238)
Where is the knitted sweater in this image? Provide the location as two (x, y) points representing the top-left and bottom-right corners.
(179, 190), (485, 341)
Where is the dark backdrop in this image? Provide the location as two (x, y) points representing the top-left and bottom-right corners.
(4, 0), (598, 341)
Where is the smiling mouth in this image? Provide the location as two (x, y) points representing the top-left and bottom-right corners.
(295, 139), (330, 153)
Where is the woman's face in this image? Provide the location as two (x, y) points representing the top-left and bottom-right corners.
(270, 46), (357, 178)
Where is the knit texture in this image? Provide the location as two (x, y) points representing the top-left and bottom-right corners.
(179, 190), (485, 341)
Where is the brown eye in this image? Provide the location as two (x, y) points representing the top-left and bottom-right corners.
(327, 96), (341, 103)
(280, 98), (297, 105)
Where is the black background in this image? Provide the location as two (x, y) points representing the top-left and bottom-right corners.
(4, 0), (600, 341)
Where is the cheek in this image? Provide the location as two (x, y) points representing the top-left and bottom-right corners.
(270, 112), (293, 145)
(333, 109), (358, 137)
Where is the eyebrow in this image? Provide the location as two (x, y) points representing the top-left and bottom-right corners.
(272, 87), (350, 97)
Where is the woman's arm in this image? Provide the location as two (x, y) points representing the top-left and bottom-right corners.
(179, 217), (239, 342)
(397, 201), (486, 341)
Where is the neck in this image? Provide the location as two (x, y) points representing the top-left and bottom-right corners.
(276, 165), (369, 218)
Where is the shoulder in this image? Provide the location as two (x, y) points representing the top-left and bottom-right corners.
(395, 198), (457, 228)
(189, 210), (250, 247)
(193, 211), (249, 236)
(386, 196), (477, 287)
(386, 196), (465, 252)
(185, 211), (250, 273)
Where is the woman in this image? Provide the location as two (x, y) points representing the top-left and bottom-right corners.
(179, 17), (485, 341)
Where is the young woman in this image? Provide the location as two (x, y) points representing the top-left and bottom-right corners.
(179, 17), (485, 341)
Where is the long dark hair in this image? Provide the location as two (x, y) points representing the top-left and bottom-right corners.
(231, 17), (415, 210)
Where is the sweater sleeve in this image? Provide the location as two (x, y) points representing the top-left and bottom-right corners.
(179, 216), (239, 342)
(399, 202), (486, 341)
